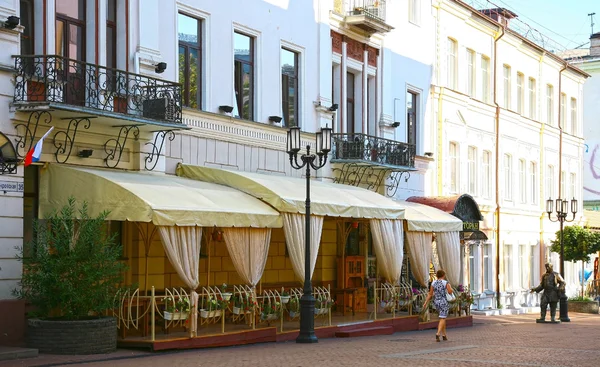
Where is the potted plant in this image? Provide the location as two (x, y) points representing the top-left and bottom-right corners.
(163, 296), (190, 320)
(13, 198), (127, 354)
(567, 296), (599, 314)
(220, 283), (232, 301)
(280, 290), (291, 304)
(200, 297), (227, 318)
(260, 302), (280, 321)
(232, 295), (254, 315)
(288, 297), (300, 318)
(315, 296), (334, 315)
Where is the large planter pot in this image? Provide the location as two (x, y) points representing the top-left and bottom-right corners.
(27, 316), (117, 355)
(568, 301), (599, 314)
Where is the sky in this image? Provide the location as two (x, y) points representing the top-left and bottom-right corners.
(466, 0), (600, 51)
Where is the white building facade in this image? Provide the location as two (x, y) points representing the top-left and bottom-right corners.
(431, 0), (588, 309)
(0, 0), (433, 344)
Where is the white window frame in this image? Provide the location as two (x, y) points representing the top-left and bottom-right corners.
(546, 165), (555, 200)
(232, 23), (261, 121)
(569, 173), (576, 200)
(481, 56), (490, 103)
(528, 77), (536, 119)
(504, 153), (512, 201)
(447, 38), (458, 90)
(280, 40), (305, 128)
(516, 72), (524, 114)
(482, 150), (491, 198)
(503, 65), (511, 109)
(570, 97), (577, 135)
(408, 0), (421, 25)
(467, 146), (477, 195)
(467, 49), (476, 97)
(546, 84), (554, 125)
(560, 170), (566, 199)
(530, 161), (537, 205)
(560, 93), (566, 130)
(519, 159), (526, 203)
(449, 142), (459, 193)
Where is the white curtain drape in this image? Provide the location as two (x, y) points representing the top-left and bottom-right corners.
(222, 227), (272, 286)
(435, 231), (461, 286)
(158, 225), (202, 336)
(405, 231), (433, 287)
(369, 219), (404, 284)
(282, 213), (324, 283)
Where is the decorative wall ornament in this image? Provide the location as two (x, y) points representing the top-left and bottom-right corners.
(145, 130), (176, 171)
(104, 125), (141, 168)
(53, 117), (95, 163)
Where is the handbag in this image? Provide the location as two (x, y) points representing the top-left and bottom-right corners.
(446, 292), (456, 302)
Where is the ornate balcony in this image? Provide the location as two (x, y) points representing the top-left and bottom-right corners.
(331, 133), (415, 195)
(13, 55), (183, 125)
(334, 0), (393, 35)
(11, 55), (187, 170)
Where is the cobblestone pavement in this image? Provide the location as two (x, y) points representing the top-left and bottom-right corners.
(3, 312), (600, 367)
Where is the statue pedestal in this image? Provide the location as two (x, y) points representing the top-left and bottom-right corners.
(536, 319), (561, 324)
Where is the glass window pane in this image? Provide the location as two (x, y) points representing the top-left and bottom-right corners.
(234, 32), (251, 60)
(281, 48), (296, 76)
(55, 20), (65, 56)
(107, 0), (116, 22)
(188, 48), (200, 109)
(56, 0), (85, 20)
(69, 24), (84, 61)
(107, 26), (115, 69)
(178, 13), (199, 43)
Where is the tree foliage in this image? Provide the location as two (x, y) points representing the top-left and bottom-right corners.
(13, 198), (127, 320)
(550, 225), (600, 263)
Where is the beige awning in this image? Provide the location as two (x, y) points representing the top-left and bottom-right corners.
(176, 164), (405, 220)
(394, 200), (463, 232)
(39, 164), (282, 228)
(584, 209), (600, 229)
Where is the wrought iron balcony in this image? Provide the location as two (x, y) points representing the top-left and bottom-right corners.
(331, 133), (415, 169)
(13, 55), (182, 125)
(335, 0), (393, 34)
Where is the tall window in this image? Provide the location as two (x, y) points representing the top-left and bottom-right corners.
(570, 98), (577, 135)
(408, 0), (420, 25)
(483, 244), (492, 290)
(519, 159), (526, 203)
(519, 245), (530, 288)
(234, 32), (254, 120)
(447, 38), (457, 90)
(530, 162), (537, 205)
(503, 244), (513, 290)
(407, 91), (418, 146)
(469, 244), (476, 291)
(481, 56), (490, 102)
(346, 72), (355, 134)
(560, 171), (567, 199)
(570, 173), (576, 200)
(482, 150), (491, 198)
(449, 142), (459, 193)
(516, 72), (524, 114)
(528, 78), (536, 119)
(467, 146), (477, 195)
(546, 165), (555, 200)
(281, 48), (299, 127)
(466, 49), (476, 97)
(178, 13), (202, 109)
(504, 154), (512, 200)
(560, 93), (566, 130)
(56, 0), (85, 61)
(546, 84), (554, 125)
(503, 65), (511, 109)
(20, 0), (34, 55)
(106, 0), (116, 69)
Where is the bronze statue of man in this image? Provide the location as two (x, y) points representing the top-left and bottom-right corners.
(530, 263), (565, 323)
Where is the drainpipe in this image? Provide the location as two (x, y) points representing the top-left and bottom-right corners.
(433, 0), (443, 195)
(493, 25), (505, 308)
(558, 63), (567, 199)
(538, 51), (546, 277)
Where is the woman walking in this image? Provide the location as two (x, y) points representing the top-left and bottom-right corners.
(424, 269), (453, 342)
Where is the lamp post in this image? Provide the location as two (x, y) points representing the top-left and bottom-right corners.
(286, 124), (332, 343)
(545, 196), (578, 322)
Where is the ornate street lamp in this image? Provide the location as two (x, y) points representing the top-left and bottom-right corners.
(546, 196), (577, 322)
(286, 124), (332, 343)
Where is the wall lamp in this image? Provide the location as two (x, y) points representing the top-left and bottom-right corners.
(328, 103), (339, 112)
(77, 149), (93, 158)
(219, 105), (234, 113)
(269, 115), (282, 123)
(154, 62), (167, 74)
(2, 16), (19, 30)
(391, 121), (400, 128)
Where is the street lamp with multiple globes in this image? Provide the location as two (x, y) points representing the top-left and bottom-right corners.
(286, 124), (332, 343)
(545, 196), (578, 322)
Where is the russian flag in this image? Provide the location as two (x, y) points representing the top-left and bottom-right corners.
(24, 126), (54, 167)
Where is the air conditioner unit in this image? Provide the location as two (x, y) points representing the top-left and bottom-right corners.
(143, 97), (176, 122)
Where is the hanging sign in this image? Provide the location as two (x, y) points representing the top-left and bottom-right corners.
(463, 221), (479, 231)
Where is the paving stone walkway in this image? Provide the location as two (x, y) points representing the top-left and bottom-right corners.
(2, 312), (599, 367)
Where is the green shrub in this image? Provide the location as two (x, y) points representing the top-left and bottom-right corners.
(568, 296), (593, 302)
(13, 197), (127, 320)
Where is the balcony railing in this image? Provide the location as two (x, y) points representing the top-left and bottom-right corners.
(331, 133), (415, 168)
(13, 55), (182, 124)
(345, 0), (386, 22)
